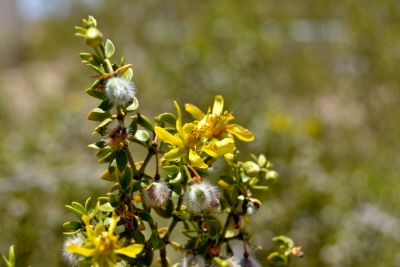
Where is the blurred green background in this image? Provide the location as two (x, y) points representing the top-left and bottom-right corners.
(1, 0), (400, 266)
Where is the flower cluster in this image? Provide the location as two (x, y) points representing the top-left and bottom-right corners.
(65, 214), (143, 267)
(56, 15), (303, 267)
(155, 95), (254, 168)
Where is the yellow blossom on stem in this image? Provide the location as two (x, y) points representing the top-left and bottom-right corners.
(155, 101), (207, 168)
(155, 100), (236, 168)
(67, 213), (144, 267)
(186, 95), (254, 142)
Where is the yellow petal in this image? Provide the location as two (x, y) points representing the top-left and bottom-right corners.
(94, 224), (103, 236)
(82, 214), (95, 241)
(203, 138), (235, 157)
(227, 124), (254, 142)
(185, 103), (205, 121)
(115, 244), (144, 258)
(164, 147), (186, 161)
(214, 138), (235, 155)
(67, 244), (95, 257)
(212, 95), (224, 115)
(154, 127), (183, 147)
(108, 213), (119, 234)
(189, 150), (208, 168)
(224, 153), (234, 165)
(173, 101), (186, 139)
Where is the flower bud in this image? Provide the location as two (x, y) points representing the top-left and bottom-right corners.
(184, 181), (219, 213)
(85, 27), (103, 48)
(242, 161), (260, 177)
(143, 180), (170, 208)
(105, 77), (136, 106)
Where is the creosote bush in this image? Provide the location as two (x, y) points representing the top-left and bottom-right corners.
(1, 16), (303, 267)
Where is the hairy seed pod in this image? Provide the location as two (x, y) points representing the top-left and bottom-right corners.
(143, 180), (170, 208)
(105, 77), (136, 106)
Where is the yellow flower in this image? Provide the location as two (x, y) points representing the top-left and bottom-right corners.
(186, 95), (254, 142)
(67, 213), (143, 267)
(155, 101), (235, 168)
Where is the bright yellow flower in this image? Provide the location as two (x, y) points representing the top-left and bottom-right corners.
(67, 213), (143, 267)
(155, 101), (235, 168)
(186, 95), (254, 142)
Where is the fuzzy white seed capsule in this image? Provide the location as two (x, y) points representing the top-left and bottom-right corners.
(63, 235), (84, 266)
(143, 180), (171, 208)
(246, 202), (258, 216)
(181, 254), (206, 267)
(184, 181), (219, 213)
(105, 77), (136, 106)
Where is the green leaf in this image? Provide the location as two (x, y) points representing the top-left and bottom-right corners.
(85, 197), (92, 211)
(132, 230), (145, 243)
(119, 56), (125, 66)
(208, 222), (221, 238)
(88, 140), (106, 150)
(153, 199), (174, 218)
(149, 232), (164, 250)
(98, 99), (114, 111)
(1, 255), (10, 267)
(65, 205), (84, 218)
(126, 96), (139, 112)
(94, 118), (113, 134)
(132, 181), (145, 192)
(119, 167), (133, 192)
(98, 151), (116, 163)
(158, 113), (176, 125)
(137, 113), (154, 131)
(168, 172), (183, 184)
(71, 202), (85, 213)
(104, 39), (115, 58)
(170, 183), (182, 195)
(134, 130), (150, 142)
(8, 246), (15, 267)
(138, 211), (154, 224)
(96, 147), (112, 159)
(116, 149), (128, 172)
(80, 52), (93, 61)
(121, 67), (133, 80)
(87, 63), (104, 74)
(63, 221), (82, 231)
(141, 249), (154, 266)
(100, 168), (118, 182)
(86, 79), (105, 100)
(162, 165), (179, 174)
(87, 108), (111, 121)
(129, 116), (138, 135)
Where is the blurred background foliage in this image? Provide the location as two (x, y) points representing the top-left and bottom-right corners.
(0, 0), (400, 266)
